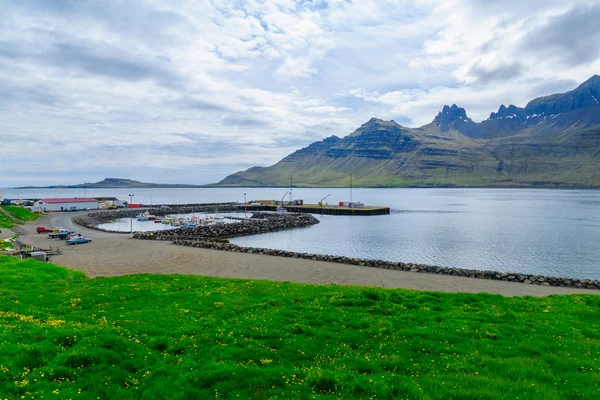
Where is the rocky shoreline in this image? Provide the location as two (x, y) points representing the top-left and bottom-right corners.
(171, 240), (600, 290)
(72, 206), (600, 291)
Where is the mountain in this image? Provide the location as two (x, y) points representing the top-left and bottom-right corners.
(218, 76), (600, 187)
(16, 178), (206, 189)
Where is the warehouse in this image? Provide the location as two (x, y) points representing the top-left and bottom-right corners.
(35, 198), (99, 212)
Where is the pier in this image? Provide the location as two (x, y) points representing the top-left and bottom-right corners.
(236, 204), (390, 216)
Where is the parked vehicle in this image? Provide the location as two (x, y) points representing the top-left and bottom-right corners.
(48, 229), (77, 239)
(36, 226), (54, 234)
(67, 237), (92, 245)
(66, 232), (83, 241)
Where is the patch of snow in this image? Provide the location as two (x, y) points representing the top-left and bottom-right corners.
(550, 113), (561, 119)
(592, 94), (599, 104)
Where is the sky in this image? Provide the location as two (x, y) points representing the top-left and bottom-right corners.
(1, 0), (599, 186)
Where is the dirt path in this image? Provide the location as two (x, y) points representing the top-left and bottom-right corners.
(16, 212), (599, 297)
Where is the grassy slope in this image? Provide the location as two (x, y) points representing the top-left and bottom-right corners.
(1, 256), (599, 399)
(2, 206), (39, 222)
(0, 211), (15, 228)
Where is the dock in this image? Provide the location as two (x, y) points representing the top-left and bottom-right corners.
(236, 204), (390, 216)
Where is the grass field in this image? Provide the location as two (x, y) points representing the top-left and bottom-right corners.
(1, 205), (39, 222)
(0, 211), (15, 228)
(1, 255), (599, 399)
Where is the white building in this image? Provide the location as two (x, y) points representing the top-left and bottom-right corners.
(35, 198), (99, 212)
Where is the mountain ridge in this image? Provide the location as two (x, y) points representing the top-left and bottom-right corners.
(15, 178), (207, 189)
(218, 75), (600, 188)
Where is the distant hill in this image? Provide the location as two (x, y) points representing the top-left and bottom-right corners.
(218, 75), (600, 188)
(16, 178), (206, 189)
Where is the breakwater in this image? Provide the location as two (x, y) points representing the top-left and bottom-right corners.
(234, 204), (390, 216)
(133, 213), (320, 241)
(73, 203), (239, 233)
(170, 240), (600, 290)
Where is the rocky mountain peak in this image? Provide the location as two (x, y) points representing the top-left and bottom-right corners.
(433, 104), (473, 131)
(489, 104), (526, 120)
(525, 75), (600, 115)
(581, 74), (600, 86)
(348, 118), (403, 137)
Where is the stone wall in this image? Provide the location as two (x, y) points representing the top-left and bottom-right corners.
(133, 213), (320, 241)
(171, 240), (600, 290)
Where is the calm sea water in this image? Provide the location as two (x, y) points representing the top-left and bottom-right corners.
(3, 187), (600, 279)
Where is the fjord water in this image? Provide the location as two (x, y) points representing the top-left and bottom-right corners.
(4, 187), (600, 279)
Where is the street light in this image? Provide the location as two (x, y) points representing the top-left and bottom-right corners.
(243, 193), (247, 220)
(129, 194), (134, 235)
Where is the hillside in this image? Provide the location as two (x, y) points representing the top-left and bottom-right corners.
(219, 76), (600, 187)
(16, 178), (206, 189)
(2, 255), (599, 399)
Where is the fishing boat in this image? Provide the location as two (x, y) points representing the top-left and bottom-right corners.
(136, 211), (151, 221)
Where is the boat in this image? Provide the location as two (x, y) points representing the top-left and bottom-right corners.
(136, 211), (150, 221)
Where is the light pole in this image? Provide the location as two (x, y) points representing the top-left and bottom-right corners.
(129, 194), (134, 235)
(243, 193), (247, 220)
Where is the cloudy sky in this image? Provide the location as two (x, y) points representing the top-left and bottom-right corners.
(1, 0), (599, 186)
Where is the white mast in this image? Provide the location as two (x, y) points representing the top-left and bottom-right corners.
(289, 175), (293, 204)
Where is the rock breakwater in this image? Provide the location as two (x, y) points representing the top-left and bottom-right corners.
(133, 213), (320, 241)
(74, 203), (239, 233)
(170, 241), (600, 291)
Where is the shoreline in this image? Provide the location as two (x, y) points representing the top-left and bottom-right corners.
(4, 211), (594, 297)
(73, 207), (600, 291)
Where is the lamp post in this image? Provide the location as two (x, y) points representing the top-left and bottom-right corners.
(243, 193), (247, 220)
(128, 194), (134, 235)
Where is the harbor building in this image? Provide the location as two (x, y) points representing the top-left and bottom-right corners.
(35, 197), (99, 212)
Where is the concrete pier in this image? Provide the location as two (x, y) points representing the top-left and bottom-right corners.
(236, 204), (390, 216)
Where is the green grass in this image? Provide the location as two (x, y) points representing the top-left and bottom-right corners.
(0, 211), (16, 228)
(0, 237), (17, 251)
(1, 255), (599, 399)
(1, 205), (39, 222)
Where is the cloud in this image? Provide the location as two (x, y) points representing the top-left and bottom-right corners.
(221, 116), (271, 127)
(167, 96), (231, 112)
(466, 62), (526, 84)
(518, 3), (600, 66)
(303, 106), (349, 113)
(1, 0), (600, 186)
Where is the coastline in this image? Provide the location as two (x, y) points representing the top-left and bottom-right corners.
(6, 210), (595, 297)
(71, 206), (600, 291)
